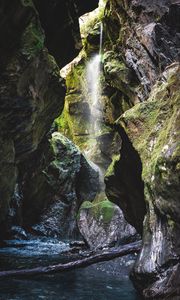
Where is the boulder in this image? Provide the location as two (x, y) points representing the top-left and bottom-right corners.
(31, 132), (99, 238)
(78, 196), (137, 249)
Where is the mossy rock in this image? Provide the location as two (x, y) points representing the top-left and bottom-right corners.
(119, 64), (180, 185)
(79, 199), (115, 224)
(78, 195), (136, 249)
(105, 154), (120, 178)
(113, 64), (180, 265)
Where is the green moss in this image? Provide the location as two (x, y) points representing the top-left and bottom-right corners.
(105, 154), (120, 178)
(119, 64), (180, 208)
(167, 217), (176, 229)
(66, 63), (85, 93)
(80, 1), (105, 48)
(21, 18), (44, 59)
(54, 109), (70, 135)
(79, 199), (115, 224)
(80, 201), (93, 209)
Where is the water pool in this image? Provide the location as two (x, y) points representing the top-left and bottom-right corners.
(0, 238), (142, 300)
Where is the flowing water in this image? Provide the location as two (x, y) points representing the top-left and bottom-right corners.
(84, 23), (106, 187)
(86, 23), (103, 136)
(86, 54), (102, 134)
(0, 237), (142, 300)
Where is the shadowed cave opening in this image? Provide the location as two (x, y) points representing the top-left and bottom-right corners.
(105, 126), (146, 235)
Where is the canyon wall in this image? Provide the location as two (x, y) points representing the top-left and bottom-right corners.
(0, 0), (98, 237)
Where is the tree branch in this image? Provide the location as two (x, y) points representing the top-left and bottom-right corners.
(0, 240), (142, 278)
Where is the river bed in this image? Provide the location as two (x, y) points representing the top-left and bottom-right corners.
(0, 237), (142, 300)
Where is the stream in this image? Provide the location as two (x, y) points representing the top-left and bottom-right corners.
(0, 237), (142, 300)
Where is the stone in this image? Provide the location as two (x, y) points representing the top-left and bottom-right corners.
(78, 196), (137, 250)
(0, 138), (17, 235)
(118, 64), (180, 298)
(0, 0), (98, 237)
(31, 132), (99, 238)
(105, 129), (146, 234)
(104, 0), (180, 102)
(56, 11), (122, 174)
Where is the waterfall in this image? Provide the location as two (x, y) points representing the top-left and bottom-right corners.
(86, 54), (101, 133)
(99, 22), (103, 56)
(84, 23), (105, 192)
(86, 23), (103, 134)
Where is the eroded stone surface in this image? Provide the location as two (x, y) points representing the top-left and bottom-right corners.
(28, 132), (99, 238)
(78, 197), (137, 249)
(120, 65), (180, 298)
(0, 0), (98, 237)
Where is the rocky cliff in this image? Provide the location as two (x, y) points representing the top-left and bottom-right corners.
(56, 0), (180, 297)
(102, 0), (180, 298)
(0, 0), (98, 237)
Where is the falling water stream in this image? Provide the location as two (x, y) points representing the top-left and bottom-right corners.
(86, 23), (103, 135)
(84, 23), (106, 191)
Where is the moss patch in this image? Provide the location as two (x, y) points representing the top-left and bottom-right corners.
(21, 18), (44, 59)
(79, 198), (115, 224)
(120, 67), (180, 182)
(105, 154), (120, 178)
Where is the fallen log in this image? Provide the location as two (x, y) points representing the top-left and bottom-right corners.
(0, 240), (141, 279)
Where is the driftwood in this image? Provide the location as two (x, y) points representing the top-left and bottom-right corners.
(0, 240), (141, 279)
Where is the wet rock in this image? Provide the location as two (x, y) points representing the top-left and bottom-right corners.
(0, 1), (65, 232)
(78, 197), (137, 250)
(104, 0), (180, 102)
(0, 0), (98, 237)
(69, 241), (86, 248)
(56, 12), (121, 173)
(0, 139), (16, 228)
(10, 226), (27, 240)
(30, 132), (99, 238)
(105, 133), (146, 234)
(103, 51), (138, 103)
(118, 64), (180, 298)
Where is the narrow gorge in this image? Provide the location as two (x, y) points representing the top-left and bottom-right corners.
(0, 0), (179, 299)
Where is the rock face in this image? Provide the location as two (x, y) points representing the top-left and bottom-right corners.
(105, 131), (146, 234)
(55, 4), (136, 248)
(78, 197), (137, 249)
(120, 65), (180, 299)
(31, 0), (99, 67)
(102, 0), (180, 298)
(0, 1), (65, 234)
(31, 132), (99, 238)
(56, 4), (122, 171)
(105, 63), (180, 297)
(103, 0), (180, 102)
(0, 0), (98, 238)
